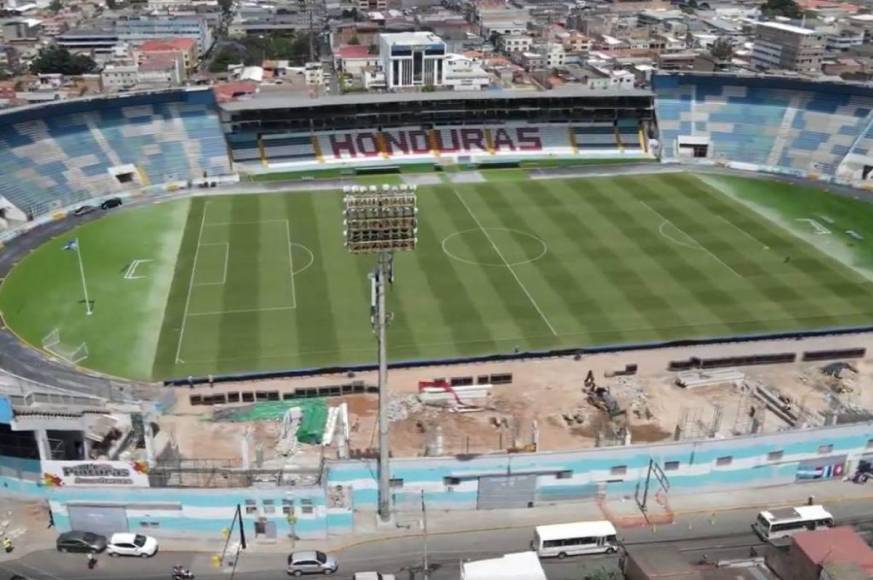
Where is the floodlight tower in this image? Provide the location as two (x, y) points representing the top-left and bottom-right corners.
(343, 184), (418, 522)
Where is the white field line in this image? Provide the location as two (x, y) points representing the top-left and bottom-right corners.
(174, 207), (208, 364)
(285, 219), (297, 309)
(178, 303), (873, 364)
(203, 219), (288, 227)
(639, 199), (743, 279)
(715, 213), (770, 249)
(129, 259), (153, 280)
(193, 243), (229, 286)
(187, 305), (296, 317)
(451, 186), (558, 336)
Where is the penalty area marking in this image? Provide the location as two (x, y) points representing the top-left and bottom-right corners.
(194, 242), (229, 286)
(175, 208), (315, 363)
(123, 259), (153, 280)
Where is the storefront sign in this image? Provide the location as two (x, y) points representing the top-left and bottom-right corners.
(41, 460), (150, 487)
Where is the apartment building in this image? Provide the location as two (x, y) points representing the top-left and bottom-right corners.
(752, 21), (825, 73)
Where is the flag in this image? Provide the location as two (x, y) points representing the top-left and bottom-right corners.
(63, 239), (78, 251)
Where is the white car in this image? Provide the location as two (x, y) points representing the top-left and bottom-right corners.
(106, 533), (158, 558)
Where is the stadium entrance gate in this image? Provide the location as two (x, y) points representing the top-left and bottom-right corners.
(477, 474), (537, 510)
(67, 504), (128, 536)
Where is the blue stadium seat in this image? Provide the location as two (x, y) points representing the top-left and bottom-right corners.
(0, 90), (230, 218)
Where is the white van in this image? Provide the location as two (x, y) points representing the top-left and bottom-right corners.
(532, 521), (619, 559)
(752, 505), (834, 542)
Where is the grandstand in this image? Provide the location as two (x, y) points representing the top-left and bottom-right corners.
(0, 89), (229, 219)
(11, 77), (873, 226)
(220, 89), (657, 170)
(653, 73), (873, 183)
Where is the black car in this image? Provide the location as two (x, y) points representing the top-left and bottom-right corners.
(100, 197), (122, 210)
(56, 531), (107, 553)
(73, 205), (96, 216)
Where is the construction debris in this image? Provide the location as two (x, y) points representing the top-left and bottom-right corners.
(675, 369), (745, 389)
(418, 381), (491, 407)
(386, 395), (423, 422)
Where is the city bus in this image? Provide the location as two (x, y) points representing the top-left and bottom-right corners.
(752, 505), (834, 542)
(532, 521), (618, 559)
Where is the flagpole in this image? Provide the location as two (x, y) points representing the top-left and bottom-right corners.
(74, 238), (93, 316)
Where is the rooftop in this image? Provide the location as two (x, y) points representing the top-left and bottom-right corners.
(794, 527), (873, 573)
(139, 37), (196, 51)
(756, 21), (820, 35)
(219, 87), (653, 111)
(335, 45), (372, 59)
(380, 31), (444, 45)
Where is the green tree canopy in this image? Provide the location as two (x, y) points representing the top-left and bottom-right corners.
(761, 0), (802, 19)
(710, 37), (733, 61)
(30, 45), (97, 75)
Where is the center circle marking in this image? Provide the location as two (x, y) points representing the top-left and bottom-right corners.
(441, 228), (548, 267)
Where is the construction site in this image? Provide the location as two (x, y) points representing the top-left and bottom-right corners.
(154, 333), (873, 472)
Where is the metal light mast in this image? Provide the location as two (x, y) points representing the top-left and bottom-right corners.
(343, 184), (418, 522)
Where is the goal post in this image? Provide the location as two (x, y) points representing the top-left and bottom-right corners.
(41, 328), (88, 364)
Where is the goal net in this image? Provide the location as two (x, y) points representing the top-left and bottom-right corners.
(41, 328), (89, 364)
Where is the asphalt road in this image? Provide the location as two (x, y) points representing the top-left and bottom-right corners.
(5, 495), (873, 580)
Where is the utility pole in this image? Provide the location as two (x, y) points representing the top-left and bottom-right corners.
(421, 489), (430, 580)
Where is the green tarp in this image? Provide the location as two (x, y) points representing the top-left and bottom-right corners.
(211, 399), (328, 444)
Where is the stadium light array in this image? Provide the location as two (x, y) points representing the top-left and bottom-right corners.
(342, 186), (418, 253)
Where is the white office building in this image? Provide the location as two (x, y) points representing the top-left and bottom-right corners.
(379, 31), (446, 89)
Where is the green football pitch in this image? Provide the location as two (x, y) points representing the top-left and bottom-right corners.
(4, 170), (873, 381)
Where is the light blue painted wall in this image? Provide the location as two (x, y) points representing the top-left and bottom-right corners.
(0, 421), (870, 535)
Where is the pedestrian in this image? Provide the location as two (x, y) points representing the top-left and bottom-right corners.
(47, 508), (54, 528)
(2, 536), (12, 553)
(87, 553), (97, 569)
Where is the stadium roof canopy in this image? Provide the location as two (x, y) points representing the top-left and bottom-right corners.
(219, 87), (654, 111)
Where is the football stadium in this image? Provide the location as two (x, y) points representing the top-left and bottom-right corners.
(2, 74), (873, 382)
(3, 73), (873, 545)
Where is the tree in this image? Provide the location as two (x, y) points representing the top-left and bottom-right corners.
(710, 37), (733, 61)
(30, 45), (97, 75)
(48, 0), (62, 12)
(761, 0), (802, 19)
(209, 47), (243, 72)
(217, 0), (233, 16)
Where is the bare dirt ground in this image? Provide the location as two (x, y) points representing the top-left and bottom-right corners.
(159, 332), (873, 461)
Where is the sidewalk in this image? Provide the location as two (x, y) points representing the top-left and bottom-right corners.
(4, 478), (873, 561)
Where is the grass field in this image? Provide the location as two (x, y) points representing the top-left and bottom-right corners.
(4, 171), (873, 381)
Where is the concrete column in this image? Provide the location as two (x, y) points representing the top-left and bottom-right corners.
(35, 429), (51, 461)
(143, 421), (156, 466)
(82, 437), (93, 460)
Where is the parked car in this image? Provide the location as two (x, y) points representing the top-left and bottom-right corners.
(56, 531), (107, 553)
(287, 551), (338, 576)
(100, 197), (122, 210)
(354, 573), (395, 580)
(106, 533), (158, 558)
(73, 205), (96, 216)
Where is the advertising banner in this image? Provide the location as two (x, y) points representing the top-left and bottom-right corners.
(41, 460), (150, 487)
